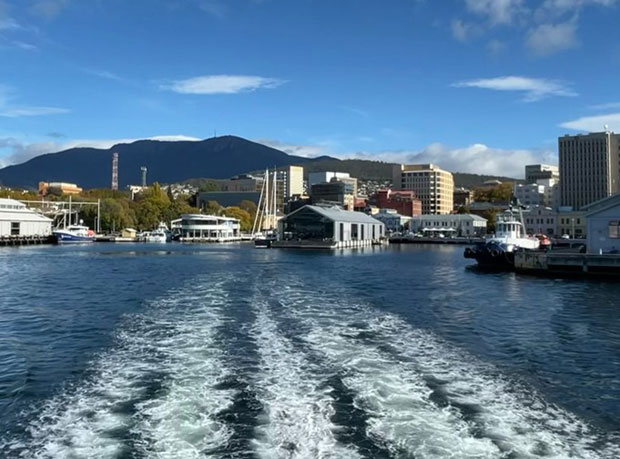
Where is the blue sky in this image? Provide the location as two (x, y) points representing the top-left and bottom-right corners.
(1, 0), (619, 177)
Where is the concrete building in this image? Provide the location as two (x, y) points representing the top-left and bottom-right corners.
(525, 164), (559, 183)
(372, 209), (411, 233)
(523, 205), (557, 236)
(559, 131), (620, 210)
(218, 174), (264, 192)
(453, 187), (474, 209)
(372, 189), (422, 217)
(0, 198), (52, 237)
(277, 204), (384, 248)
(308, 172), (358, 196)
(279, 165), (304, 199)
(408, 214), (487, 237)
(584, 193), (620, 253)
(38, 182), (83, 196)
(171, 214), (240, 241)
(557, 208), (586, 238)
(392, 164), (454, 215)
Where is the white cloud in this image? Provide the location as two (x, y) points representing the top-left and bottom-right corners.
(254, 139), (330, 158)
(559, 113), (620, 132)
(255, 138), (553, 178)
(452, 75), (577, 101)
(526, 21), (578, 56)
(588, 102), (620, 111)
(0, 135), (201, 168)
(486, 38), (505, 54)
(464, 0), (525, 25)
(163, 75), (286, 95)
(0, 84), (69, 117)
(0, 106), (69, 117)
(29, 0), (69, 20)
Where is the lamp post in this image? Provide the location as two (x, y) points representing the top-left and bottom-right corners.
(571, 217), (575, 239)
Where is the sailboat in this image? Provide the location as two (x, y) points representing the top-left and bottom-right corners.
(252, 169), (278, 248)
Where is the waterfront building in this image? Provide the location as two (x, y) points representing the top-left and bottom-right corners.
(514, 179), (558, 209)
(311, 181), (354, 210)
(372, 189), (422, 217)
(408, 214), (487, 237)
(278, 165), (304, 199)
(392, 164), (454, 215)
(0, 198), (52, 237)
(308, 172), (358, 196)
(453, 187), (474, 209)
(372, 209), (411, 233)
(170, 214), (240, 241)
(525, 164), (559, 183)
(38, 181), (83, 196)
(523, 205), (557, 236)
(584, 193), (620, 253)
(557, 208), (586, 238)
(276, 204), (384, 248)
(559, 131), (620, 210)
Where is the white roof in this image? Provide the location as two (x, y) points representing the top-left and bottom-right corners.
(286, 205), (383, 225)
(0, 198), (52, 223)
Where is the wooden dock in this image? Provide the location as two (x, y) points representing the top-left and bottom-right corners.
(0, 235), (55, 247)
(515, 251), (620, 277)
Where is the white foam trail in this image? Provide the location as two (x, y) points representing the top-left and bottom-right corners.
(271, 284), (619, 459)
(250, 299), (361, 459)
(2, 280), (234, 459)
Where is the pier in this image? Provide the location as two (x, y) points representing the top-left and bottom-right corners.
(0, 235), (54, 246)
(515, 251), (620, 277)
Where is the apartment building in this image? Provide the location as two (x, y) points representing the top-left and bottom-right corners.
(392, 164), (454, 214)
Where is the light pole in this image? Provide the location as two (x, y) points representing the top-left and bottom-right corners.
(571, 217), (575, 239)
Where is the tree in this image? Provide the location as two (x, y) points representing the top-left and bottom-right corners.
(204, 200), (222, 215)
(223, 206), (252, 232)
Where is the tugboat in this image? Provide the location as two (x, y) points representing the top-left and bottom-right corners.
(464, 200), (539, 269)
(53, 222), (95, 243)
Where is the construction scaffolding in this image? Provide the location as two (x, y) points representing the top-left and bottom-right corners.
(19, 197), (101, 233)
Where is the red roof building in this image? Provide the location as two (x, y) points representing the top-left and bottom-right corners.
(372, 189), (422, 217)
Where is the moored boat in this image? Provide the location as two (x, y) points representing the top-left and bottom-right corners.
(53, 225), (95, 243)
(464, 209), (540, 270)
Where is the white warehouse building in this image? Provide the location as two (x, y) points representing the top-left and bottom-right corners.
(0, 198), (52, 238)
(276, 205), (385, 248)
(408, 214), (487, 237)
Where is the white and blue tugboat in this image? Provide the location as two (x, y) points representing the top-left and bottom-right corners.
(464, 205), (539, 269)
(53, 224), (95, 243)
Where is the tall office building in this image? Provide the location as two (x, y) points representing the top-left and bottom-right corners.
(525, 164), (559, 183)
(392, 164), (454, 214)
(278, 165), (304, 199)
(559, 131), (620, 210)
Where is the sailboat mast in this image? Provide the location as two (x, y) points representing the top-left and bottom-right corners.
(251, 170), (267, 235)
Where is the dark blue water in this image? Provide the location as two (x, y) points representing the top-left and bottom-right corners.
(1, 243), (619, 458)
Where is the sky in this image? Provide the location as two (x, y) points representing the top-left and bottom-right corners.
(1, 0), (619, 178)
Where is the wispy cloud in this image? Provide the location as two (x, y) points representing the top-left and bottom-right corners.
(452, 75), (577, 102)
(559, 113), (620, 132)
(0, 106), (69, 117)
(29, 0), (69, 20)
(0, 84), (69, 117)
(338, 105), (369, 117)
(526, 21), (578, 56)
(588, 102), (620, 111)
(464, 0), (526, 25)
(163, 74), (287, 95)
(255, 138), (331, 158)
(82, 68), (125, 82)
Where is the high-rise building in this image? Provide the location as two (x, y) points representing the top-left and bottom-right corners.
(278, 165), (304, 199)
(525, 164), (559, 183)
(392, 164), (454, 214)
(559, 131), (620, 210)
(308, 172), (357, 196)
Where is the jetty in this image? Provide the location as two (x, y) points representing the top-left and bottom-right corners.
(515, 251), (620, 277)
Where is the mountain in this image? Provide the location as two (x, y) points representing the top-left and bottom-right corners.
(0, 136), (324, 189)
(0, 134), (520, 190)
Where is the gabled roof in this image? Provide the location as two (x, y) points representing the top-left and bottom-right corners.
(583, 193), (620, 217)
(285, 205), (383, 224)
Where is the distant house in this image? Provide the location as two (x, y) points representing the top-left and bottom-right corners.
(373, 209), (411, 233)
(0, 198), (52, 237)
(584, 194), (620, 253)
(276, 204), (385, 248)
(408, 214), (487, 237)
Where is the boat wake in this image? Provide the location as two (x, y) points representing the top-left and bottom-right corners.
(2, 272), (619, 459)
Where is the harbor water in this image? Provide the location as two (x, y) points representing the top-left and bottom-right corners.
(1, 243), (620, 458)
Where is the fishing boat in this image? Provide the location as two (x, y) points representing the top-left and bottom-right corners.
(143, 229), (167, 243)
(464, 201), (540, 269)
(53, 224), (95, 243)
(252, 169), (279, 248)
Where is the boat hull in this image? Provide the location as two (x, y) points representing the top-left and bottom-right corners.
(254, 238), (273, 248)
(53, 232), (95, 244)
(464, 244), (515, 270)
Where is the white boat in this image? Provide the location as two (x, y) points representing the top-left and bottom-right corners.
(464, 205), (540, 269)
(53, 224), (95, 243)
(143, 229), (167, 243)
